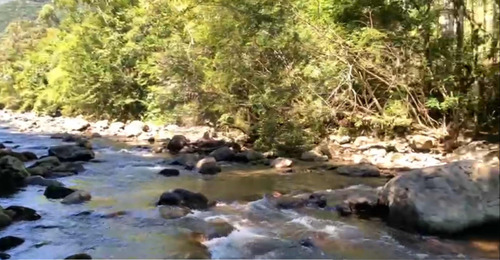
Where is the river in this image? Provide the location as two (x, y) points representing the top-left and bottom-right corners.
(0, 122), (498, 259)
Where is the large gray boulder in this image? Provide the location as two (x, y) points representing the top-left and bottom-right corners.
(124, 120), (148, 137)
(0, 149), (32, 162)
(108, 121), (125, 134)
(27, 156), (61, 176)
(0, 156), (29, 194)
(209, 146), (235, 161)
(167, 135), (189, 153)
(0, 207), (12, 228)
(65, 118), (90, 131)
(0, 236), (24, 251)
(48, 145), (94, 162)
(157, 189), (209, 210)
(378, 160), (500, 234)
(195, 157), (221, 175)
(4, 206), (41, 221)
(24, 176), (64, 187)
(44, 186), (77, 199)
(27, 156), (84, 177)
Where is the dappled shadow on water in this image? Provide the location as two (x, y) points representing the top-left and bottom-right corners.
(1, 125), (499, 259)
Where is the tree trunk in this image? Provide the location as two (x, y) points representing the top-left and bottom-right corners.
(454, 0), (466, 92)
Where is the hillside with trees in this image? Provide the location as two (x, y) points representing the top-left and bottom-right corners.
(0, 0), (498, 152)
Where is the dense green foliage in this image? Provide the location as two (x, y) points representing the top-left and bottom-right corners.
(1, 0), (499, 152)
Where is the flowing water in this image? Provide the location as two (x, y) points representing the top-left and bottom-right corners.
(0, 124), (499, 259)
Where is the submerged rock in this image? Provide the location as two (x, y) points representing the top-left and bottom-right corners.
(44, 186), (77, 199)
(64, 253), (92, 259)
(158, 168), (180, 177)
(267, 193), (326, 209)
(48, 145), (94, 162)
(24, 176), (64, 187)
(0, 156), (29, 195)
(158, 189), (209, 210)
(0, 236), (24, 251)
(378, 160), (500, 234)
(206, 219), (235, 239)
(158, 205), (191, 219)
(4, 206), (41, 221)
(170, 153), (200, 169)
(195, 157), (221, 175)
(318, 185), (386, 219)
(61, 191), (92, 204)
(99, 211), (128, 219)
(27, 157), (84, 178)
(335, 163), (380, 177)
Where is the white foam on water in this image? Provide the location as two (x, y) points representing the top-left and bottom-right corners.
(203, 215), (231, 223)
(324, 225), (340, 235)
(203, 226), (269, 259)
(215, 202), (228, 207)
(289, 216), (316, 229)
(288, 216), (353, 238)
(280, 209), (301, 218)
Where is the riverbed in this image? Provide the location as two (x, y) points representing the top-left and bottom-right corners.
(0, 122), (498, 259)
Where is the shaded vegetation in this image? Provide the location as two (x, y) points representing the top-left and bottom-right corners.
(0, 0), (499, 152)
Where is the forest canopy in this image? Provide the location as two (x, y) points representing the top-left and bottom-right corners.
(0, 0), (499, 151)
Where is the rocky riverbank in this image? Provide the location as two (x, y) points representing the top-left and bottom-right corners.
(1, 109), (499, 259)
(1, 109), (498, 173)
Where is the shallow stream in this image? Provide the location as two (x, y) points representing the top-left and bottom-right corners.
(0, 124), (498, 259)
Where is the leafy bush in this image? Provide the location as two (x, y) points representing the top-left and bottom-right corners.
(0, 0), (498, 153)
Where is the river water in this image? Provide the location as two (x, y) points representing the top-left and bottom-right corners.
(0, 123), (498, 259)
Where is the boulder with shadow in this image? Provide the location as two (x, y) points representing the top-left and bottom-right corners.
(61, 191), (92, 204)
(0, 236), (24, 251)
(48, 145), (94, 162)
(158, 189), (209, 210)
(0, 156), (29, 195)
(44, 186), (76, 199)
(3, 206), (41, 221)
(378, 160), (500, 234)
